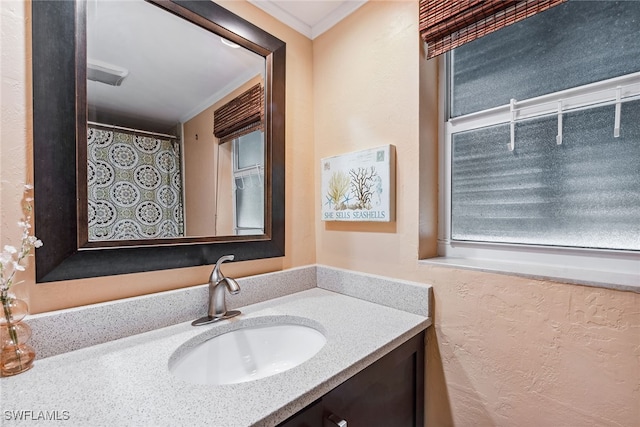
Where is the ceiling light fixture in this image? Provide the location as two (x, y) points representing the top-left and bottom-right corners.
(87, 59), (129, 86)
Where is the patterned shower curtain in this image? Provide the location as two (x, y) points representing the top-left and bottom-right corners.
(87, 125), (184, 241)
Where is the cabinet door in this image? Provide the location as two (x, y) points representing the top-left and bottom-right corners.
(322, 332), (425, 427)
(278, 399), (323, 427)
(277, 331), (425, 427)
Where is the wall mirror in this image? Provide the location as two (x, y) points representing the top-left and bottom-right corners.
(32, 0), (286, 282)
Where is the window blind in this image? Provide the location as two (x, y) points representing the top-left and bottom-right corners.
(214, 83), (264, 143)
(419, 0), (566, 59)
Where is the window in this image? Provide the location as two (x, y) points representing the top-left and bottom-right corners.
(232, 130), (264, 235)
(432, 1), (640, 290)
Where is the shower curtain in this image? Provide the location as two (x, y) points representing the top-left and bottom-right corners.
(87, 125), (184, 241)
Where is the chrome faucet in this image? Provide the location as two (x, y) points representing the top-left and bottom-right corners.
(192, 255), (241, 326)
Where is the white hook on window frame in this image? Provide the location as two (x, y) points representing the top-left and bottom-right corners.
(236, 175), (246, 190)
(556, 101), (563, 145)
(256, 164), (263, 187)
(509, 98), (516, 151)
(614, 86), (622, 138)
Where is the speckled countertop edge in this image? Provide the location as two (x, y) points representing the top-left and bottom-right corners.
(1, 288), (431, 427)
(26, 265), (318, 359)
(26, 265), (433, 360)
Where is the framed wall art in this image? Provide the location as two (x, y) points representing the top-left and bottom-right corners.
(321, 145), (395, 222)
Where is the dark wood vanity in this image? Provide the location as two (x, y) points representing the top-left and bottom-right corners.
(279, 331), (425, 427)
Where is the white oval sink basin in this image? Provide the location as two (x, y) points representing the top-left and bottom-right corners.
(170, 323), (326, 385)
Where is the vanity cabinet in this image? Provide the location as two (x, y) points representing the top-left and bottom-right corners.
(278, 331), (425, 427)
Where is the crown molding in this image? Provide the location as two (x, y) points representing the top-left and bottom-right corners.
(311, 1), (366, 39)
(248, 0), (367, 40)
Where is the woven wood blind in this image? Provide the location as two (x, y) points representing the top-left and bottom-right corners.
(419, 0), (566, 59)
(214, 83), (264, 143)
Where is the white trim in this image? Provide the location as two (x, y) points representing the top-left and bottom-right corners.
(433, 57), (640, 292)
(248, 0), (313, 38)
(420, 256), (639, 293)
(310, 1), (367, 39)
(432, 240), (640, 292)
(248, 0), (367, 40)
(437, 56), (450, 247)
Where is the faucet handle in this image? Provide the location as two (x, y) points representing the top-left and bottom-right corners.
(210, 254), (235, 283)
(215, 254), (235, 270)
(193, 255), (240, 326)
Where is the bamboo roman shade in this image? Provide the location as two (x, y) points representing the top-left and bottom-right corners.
(419, 0), (566, 59)
(214, 83), (264, 143)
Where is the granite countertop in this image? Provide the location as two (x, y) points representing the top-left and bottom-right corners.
(0, 287), (431, 427)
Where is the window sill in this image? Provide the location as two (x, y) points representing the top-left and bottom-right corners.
(419, 256), (640, 293)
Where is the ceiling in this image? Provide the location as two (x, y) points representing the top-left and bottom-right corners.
(87, 0), (265, 134)
(248, 0), (367, 39)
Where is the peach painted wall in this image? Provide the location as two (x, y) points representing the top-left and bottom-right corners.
(0, 0), (315, 313)
(183, 105), (217, 236)
(215, 139), (234, 236)
(313, 1), (639, 426)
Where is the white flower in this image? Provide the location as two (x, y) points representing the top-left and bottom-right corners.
(0, 252), (11, 266)
(3, 245), (17, 254)
(12, 261), (25, 272)
(24, 184), (33, 190)
(28, 236), (43, 248)
(17, 221), (31, 229)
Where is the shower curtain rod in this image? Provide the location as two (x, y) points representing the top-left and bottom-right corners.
(87, 121), (177, 140)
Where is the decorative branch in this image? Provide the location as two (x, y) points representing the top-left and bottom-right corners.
(349, 167), (378, 210)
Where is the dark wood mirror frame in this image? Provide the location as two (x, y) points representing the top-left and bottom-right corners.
(32, 0), (286, 282)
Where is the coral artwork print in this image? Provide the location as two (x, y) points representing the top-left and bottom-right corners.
(349, 167), (378, 210)
(327, 171), (350, 210)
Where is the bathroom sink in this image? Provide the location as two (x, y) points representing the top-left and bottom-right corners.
(170, 323), (326, 385)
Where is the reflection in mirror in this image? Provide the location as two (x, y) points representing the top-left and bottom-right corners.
(85, 0), (266, 241)
(232, 130), (265, 235)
